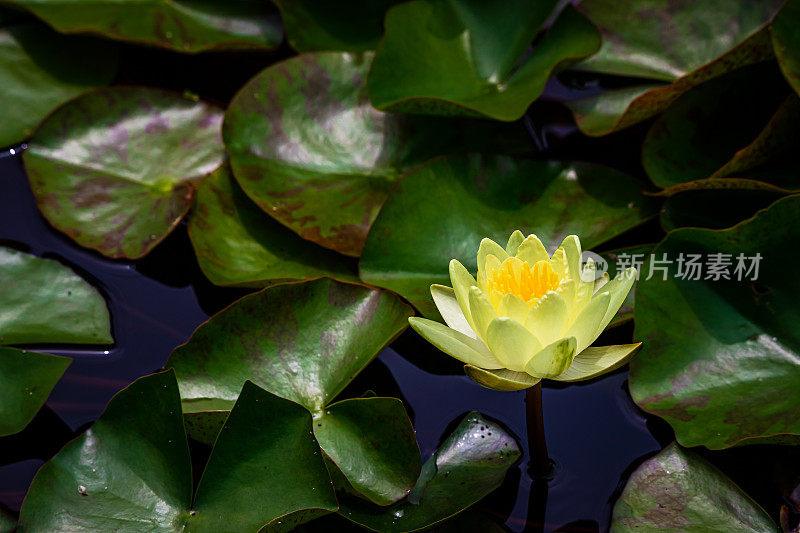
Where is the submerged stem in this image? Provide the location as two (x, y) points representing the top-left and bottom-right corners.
(526, 382), (551, 478)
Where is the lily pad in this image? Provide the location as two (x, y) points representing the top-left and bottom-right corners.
(338, 412), (521, 532)
(223, 51), (531, 256)
(631, 195), (800, 449)
(18, 371), (337, 531)
(367, 3), (600, 120)
(359, 154), (658, 318)
(0, 246), (112, 345)
(0, 509), (13, 533)
(773, 0), (800, 96)
(0, 347), (71, 436)
(611, 443), (775, 531)
(661, 189), (786, 231)
(24, 87), (225, 259)
(168, 278), (418, 505)
(314, 397), (422, 506)
(7, 0), (282, 53)
(272, 0), (401, 52)
(601, 245), (654, 327)
(0, 18), (118, 148)
(188, 165), (358, 287)
(641, 63), (790, 189)
(567, 0), (783, 136)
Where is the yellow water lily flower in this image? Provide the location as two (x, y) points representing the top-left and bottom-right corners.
(408, 231), (641, 391)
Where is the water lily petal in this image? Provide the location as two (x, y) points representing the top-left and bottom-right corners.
(516, 234), (549, 264)
(505, 230), (526, 256)
(553, 343), (641, 382)
(556, 278), (577, 317)
(524, 290), (569, 345)
(497, 293), (529, 324)
(549, 247), (568, 278)
(594, 272), (610, 294)
(468, 287), (498, 343)
(565, 290), (611, 352)
(574, 258), (596, 312)
(594, 267), (637, 336)
(559, 235), (582, 281)
(524, 337), (577, 378)
(449, 259), (478, 330)
(485, 317), (542, 372)
(477, 238), (508, 274)
(409, 317), (503, 369)
(480, 253), (503, 293)
(431, 284), (476, 339)
(464, 365), (540, 391)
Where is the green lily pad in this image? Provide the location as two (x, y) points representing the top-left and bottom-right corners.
(367, 3), (600, 120)
(567, 0), (783, 136)
(359, 154), (658, 318)
(314, 398), (421, 506)
(631, 195), (800, 449)
(641, 63), (790, 189)
(24, 87), (225, 259)
(661, 189), (787, 232)
(168, 278), (418, 505)
(0, 347), (71, 436)
(773, 0), (800, 96)
(611, 443), (775, 532)
(7, 0), (282, 53)
(0, 18), (118, 148)
(339, 411), (521, 532)
(18, 371), (337, 531)
(272, 0), (401, 52)
(188, 165), (358, 287)
(0, 246), (112, 345)
(223, 51), (531, 256)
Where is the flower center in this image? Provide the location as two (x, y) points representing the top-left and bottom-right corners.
(487, 259), (560, 305)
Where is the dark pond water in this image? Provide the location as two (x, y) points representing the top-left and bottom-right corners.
(0, 89), (793, 530)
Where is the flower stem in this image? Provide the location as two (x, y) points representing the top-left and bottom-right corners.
(526, 382), (551, 478)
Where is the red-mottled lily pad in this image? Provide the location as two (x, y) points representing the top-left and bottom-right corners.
(611, 443), (774, 531)
(24, 87), (225, 259)
(188, 165), (358, 287)
(359, 154), (658, 318)
(631, 195), (800, 449)
(567, 0), (784, 136)
(660, 189), (787, 232)
(18, 371), (337, 531)
(0, 246), (111, 345)
(223, 51), (531, 257)
(367, 3), (600, 120)
(272, 0), (401, 52)
(0, 347), (70, 436)
(0, 16), (118, 148)
(641, 63), (791, 189)
(338, 412), (520, 532)
(168, 278), (419, 505)
(0, 509), (12, 532)
(7, 0), (282, 53)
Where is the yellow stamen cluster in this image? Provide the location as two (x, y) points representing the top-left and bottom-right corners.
(487, 259), (560, 306)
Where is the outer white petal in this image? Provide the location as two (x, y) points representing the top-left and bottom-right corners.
(524, 291), (568, 345)
(594, 272), (610, 294)
(430, 284), (476, 339)
(464, 366), (540, 391)
(564, 290), (611, 352)
(408, 317), (503, 369)
(485, 317), (542, 372)
(449, 259), (478, 332)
